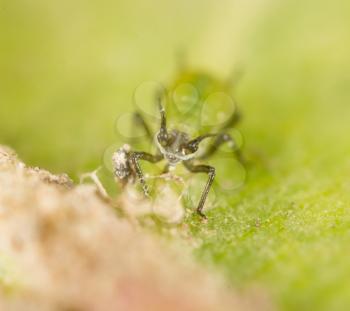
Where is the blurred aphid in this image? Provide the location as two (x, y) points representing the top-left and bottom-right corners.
(112, 63), (245, 219)
(113, 104), (243, 219)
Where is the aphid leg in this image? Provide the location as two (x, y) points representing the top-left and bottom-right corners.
(183, 161), (215, 219)
(226, 67), (244, 92)
(133, 111), (153, 141)
(199, 132), (244, 164)
(157, 100), (169, 143)
(187, 133), (217, 153)
(175, 48), (187, 72)
(222, 109), (241, 130)
(130, 151), (163, 196)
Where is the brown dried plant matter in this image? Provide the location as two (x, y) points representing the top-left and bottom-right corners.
(0, 146), (271, 311)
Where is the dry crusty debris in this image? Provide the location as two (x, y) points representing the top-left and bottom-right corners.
(0, 146), (271, 311)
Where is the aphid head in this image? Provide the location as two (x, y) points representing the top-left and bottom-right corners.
(156, 130), (192, 164)
(155, 103), (217, 164)
(112, 144), (132, 181)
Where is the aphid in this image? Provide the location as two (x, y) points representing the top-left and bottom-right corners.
(113, 67), (244, 218)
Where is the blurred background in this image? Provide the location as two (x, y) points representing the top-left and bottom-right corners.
(1, 0), (350, 309)
(1, 0), (348, 176)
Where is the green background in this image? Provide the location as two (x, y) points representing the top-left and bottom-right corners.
(1, 0), (350, 310)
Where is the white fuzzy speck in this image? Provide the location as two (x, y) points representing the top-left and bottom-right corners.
(112, 149), (127, 167)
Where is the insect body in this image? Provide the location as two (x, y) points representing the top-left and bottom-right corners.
(114, 104), (239, 219)
(113, 69), (244, 218)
